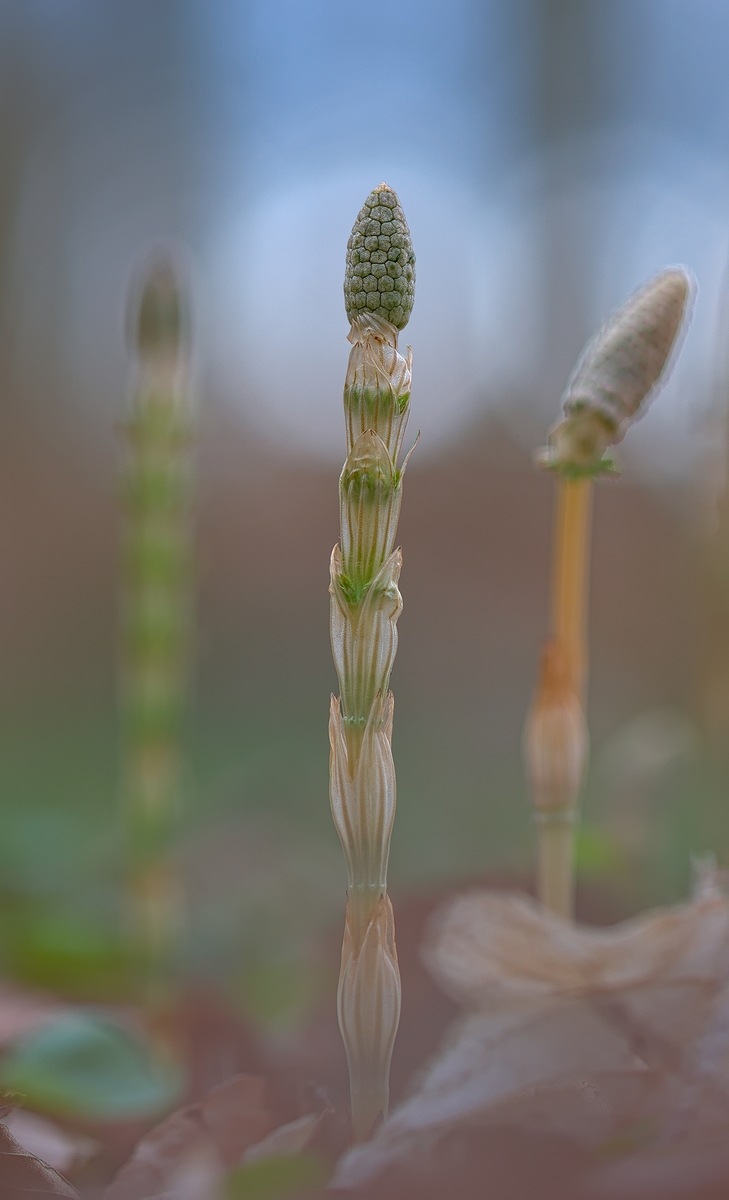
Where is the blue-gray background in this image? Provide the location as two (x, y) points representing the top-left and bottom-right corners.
(1, 0), (729, 1018)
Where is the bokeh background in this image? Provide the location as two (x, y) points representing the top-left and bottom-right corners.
(2, 0), (729, 1037)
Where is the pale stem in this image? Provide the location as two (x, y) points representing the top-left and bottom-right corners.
(351, 1089), (387, 1145)
(536, 814), (578, 920)
(337, 185), (413, 1141)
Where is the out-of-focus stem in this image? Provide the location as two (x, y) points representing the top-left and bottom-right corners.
(537, 812), (577, 917)
(550, 477), (593, 703)
(530, 478), (593, 919)
(528, 268), (692, 922)
(526, 636), (587, 921)
(120, 257), (192, 1006)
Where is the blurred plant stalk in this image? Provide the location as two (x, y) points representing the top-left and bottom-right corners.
(330, 183), (415, 1141)
(527, 269), (692, 918)
(699, 455), (729, 757)
(120, 257), (192, 1005)
(697, 276), (729, 761)
(535, 477), (593, 915)
(551, 477), (593, 702)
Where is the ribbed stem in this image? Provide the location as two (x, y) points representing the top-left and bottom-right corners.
(121, 261), (192, 1006)
(333, 186), (414, 1139)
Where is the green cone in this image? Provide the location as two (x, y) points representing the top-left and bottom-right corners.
(344, 183), (415, 330)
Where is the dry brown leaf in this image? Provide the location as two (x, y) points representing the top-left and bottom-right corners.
(334, 997), (651, 1188)
(591, 1142), (729, 1198)
(105, 1104), (207, 1200)
(423, 885), (729, 1006)
(3, 1110), (97, 1176)
(334, 877), (729, 1191)
(0, 985), (66, 1048)
(241, 1111), (322, 1164)
(0, 1119), (81, 1198)
(200, 1073), (274, 1167)
(476, 1069), (661, 1149)
(105, 1073), (278, 1199)
(163, 1140), (223, 1200)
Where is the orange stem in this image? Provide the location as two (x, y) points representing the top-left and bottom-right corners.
(550, 477), (594, 703)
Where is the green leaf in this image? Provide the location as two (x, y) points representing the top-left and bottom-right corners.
(0, 1015), (183, 1121)
(225, 1151), (328, 1199)
(4, 913), (133, 1002)
(235, 960), (326, 1034)
(574, 825), (624, 877)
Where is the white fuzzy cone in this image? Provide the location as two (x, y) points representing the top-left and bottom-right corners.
(565, 269), (691, 436)
(334, 870), (729, 1190)
(541, 268), (694, 474)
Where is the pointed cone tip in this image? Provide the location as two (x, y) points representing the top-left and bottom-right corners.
(345, 184), (415, 330)
(624, 266), (695, 335)
(557, 262), (696, 449)
(639, 264), (694, 309)
(133, 254), (188, 361)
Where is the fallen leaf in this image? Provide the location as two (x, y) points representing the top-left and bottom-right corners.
(164, 1140), (223, 1200)
(334, 1123), (594, 1200)
(105, 1104), (208, 1199)
(423, 885), (729, 1007)
(0, 985), (66, 1047)
(201, 1074), (274, 1167)
(0, 1119), (80, 1198)
(242, 1112), (322, 1164)
(106, 1074), (277, 1199)
(333, 876), (729, 1192)
(591, 1142), (729, 1199)
(3, 1109), (97, 1175)
(334, 997), (651, 1189)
